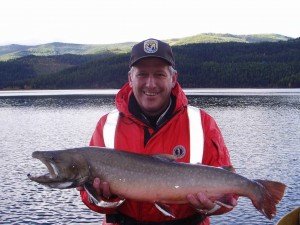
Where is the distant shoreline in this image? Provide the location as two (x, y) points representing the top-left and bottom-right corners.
(1, 88), (299, 97)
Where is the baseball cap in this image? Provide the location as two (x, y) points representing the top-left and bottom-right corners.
(129, 38), (175, 68)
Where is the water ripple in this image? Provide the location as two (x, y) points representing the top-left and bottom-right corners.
(0, 93), (299, 225)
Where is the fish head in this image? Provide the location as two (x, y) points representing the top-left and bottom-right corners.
(28, 150), (90, 189)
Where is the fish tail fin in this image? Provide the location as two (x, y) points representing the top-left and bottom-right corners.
(252, 179), (286, 219)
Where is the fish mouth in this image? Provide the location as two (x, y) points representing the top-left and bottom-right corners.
(28, 152), (88, 189)
(27, 157), (61, 184)
(27, 152), (75, 188)
(28, 151), (90, 189)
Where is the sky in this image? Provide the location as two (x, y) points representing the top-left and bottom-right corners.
(0, 0), (299, 46)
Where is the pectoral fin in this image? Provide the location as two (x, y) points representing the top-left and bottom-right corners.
(84, 183), (125, 208)
(95, 198), (125, 208)
(215, 200), (234, 209)
(155, 202), (175, 218)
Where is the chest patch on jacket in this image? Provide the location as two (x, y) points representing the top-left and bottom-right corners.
(172, 145), (186, 159)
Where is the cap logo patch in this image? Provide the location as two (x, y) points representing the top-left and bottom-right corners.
(173, 145), (186, 159)
(144, 39), (158, 53)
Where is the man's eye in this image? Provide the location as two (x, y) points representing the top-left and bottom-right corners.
(156, 73), (166, 77)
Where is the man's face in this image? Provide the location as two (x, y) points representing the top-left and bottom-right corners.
(128, 58), (177, 116)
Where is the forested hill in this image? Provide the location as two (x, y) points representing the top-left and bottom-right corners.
(0, 37), (299, 89)
(0, 33), (291, 61)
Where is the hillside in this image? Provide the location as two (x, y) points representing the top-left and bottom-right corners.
(0, 34), (299, 89)
(0, 53), (116, 88)
(0, 42), (135, 61)
(0, 33), (292, 61)
(169, 33), (291, 45)
(1, 38), (298, 89)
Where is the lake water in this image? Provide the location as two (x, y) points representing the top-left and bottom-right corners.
(0, 89), (299, 225)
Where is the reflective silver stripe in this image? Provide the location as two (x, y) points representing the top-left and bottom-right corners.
(187, 106), (204, 164)
(102, 106), (204, 163)
(103, 109), (119, 148)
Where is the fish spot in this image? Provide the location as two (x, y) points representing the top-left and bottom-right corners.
(174, 185), (180, 189)
(119, 178), (126, 183)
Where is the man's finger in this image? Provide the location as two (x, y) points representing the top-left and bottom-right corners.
(187, 194), (203, 208)
(102, 181), (111, 199)
(230, 197), (238, 207)
(93, 178), (102, 197)
(218, 194), (238, 207)
(196, 193), (215, 210)
(76, 186), (84, 191)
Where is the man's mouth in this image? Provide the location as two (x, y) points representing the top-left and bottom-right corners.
(144, 91), (159, 96)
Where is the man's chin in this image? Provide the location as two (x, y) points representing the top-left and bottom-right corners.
(141, 106), (163, 117)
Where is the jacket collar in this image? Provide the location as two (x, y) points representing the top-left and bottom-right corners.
(128, 93), (176, 129)
(115, 82), (188, 119)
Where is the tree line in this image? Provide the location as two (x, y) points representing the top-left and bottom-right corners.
(1, 39), (299, 89)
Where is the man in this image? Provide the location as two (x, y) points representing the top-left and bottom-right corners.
(78, 38), (237, 224)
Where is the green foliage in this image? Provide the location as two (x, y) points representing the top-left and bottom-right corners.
(28, 54), (129, 89)
(0, 60), (36, 88)
(0, 33), (291, 61)
(277, 72), (300, 88)
(168, 33), (291, 45)
(0, 38), (299, 89)
(173, 39), (300, 88)
(0, 53), (115, 88)
(0, 42), (135, 61)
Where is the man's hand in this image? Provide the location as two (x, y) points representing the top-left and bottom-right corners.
(93, 178), (113, 200)
(216, 193), (238, 208)
(76, 178), (113, 200)
(187, 192), (237, 215)
(187, 193), (215, 213)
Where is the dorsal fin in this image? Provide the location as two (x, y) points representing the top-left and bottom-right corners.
(152, 154), (177, 162)
(220, 165), (235, 172)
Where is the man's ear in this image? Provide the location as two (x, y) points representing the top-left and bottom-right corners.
(128, 72), (133, 87)
(172, 72), (178, 88)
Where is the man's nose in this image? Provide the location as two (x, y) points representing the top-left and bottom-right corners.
(145, 75), (156, 87)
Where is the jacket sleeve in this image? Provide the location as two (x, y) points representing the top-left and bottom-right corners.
(89, 115), (107, 147)
(79, 114), (119, 214)
(200, 110), (239, 215)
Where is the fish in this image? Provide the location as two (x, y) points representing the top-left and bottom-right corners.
(27, 147), (286, 220)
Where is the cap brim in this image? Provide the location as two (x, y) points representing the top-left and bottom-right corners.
(130, 56), (173, 67)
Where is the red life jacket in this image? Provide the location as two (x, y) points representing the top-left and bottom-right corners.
(81, 82), (233, 225)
